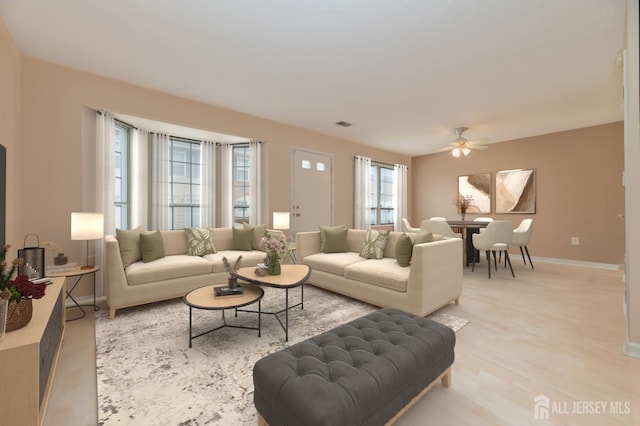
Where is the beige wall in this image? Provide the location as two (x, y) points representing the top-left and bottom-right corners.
(0, 20), (21, 259)
(412, 122), (625, 265)
(14, 56), (410, 296)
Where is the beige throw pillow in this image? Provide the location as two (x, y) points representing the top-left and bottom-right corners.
(359, 228), (390, 259)
(320, 224), (348, 253)
(116, 225), (144, 268)
(413, 230), (434, 245)
(184, 227), (216, 256)
(140, 231), (165, 263)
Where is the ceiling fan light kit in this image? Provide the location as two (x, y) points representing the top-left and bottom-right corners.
(442, 126), (488, 157)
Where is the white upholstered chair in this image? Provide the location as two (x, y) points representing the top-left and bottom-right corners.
(429, 216), (448, 221)
(513, 218), (534, 269)
(473, 217), (494, 222)
(420, 219), (461, 239)
(471, 220), (515, 278)
(401, 218), (420, 233)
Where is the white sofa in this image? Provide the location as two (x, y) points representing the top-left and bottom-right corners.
(105, 228), (268, 318)
(296, 229), (463, 317)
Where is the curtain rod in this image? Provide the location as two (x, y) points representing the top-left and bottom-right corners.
(354, 156), (406, 168)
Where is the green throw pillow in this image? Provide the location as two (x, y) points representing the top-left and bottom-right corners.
(359, 228), (390, 259)
(116, 225), (144, 268)
(320, 224), (348, 253)
(232, 227), (253, 251)
(396, 233), (413, 267)
(184, 227), (216, 256)
(140, 231), (165, 263)
(243, 223), (268, 250)
(413, 230), (434, 245)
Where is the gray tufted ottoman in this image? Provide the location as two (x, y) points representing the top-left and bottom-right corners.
(253, 307), (455, 426)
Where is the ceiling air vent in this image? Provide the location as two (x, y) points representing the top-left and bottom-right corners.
(335, 121), (352, 127)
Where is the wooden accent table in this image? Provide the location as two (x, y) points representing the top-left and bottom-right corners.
(183, 284), (264, 348)
(234, 264), (311, 342)
(0, 277), (65, 426)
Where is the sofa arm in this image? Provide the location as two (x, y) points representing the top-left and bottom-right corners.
(295, 231), (322, 263)
(104, 235), (129, 318)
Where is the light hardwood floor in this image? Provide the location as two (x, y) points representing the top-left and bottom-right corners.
(44, 261), (640, 425)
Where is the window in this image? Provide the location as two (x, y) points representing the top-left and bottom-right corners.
(169, 138), (201, 229)
(113, 121), (129, 230)
(232, 144), (250, 226)
(369, 163), (394, 225)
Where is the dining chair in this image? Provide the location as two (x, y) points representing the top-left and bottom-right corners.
(420, 219), (462, 239)
(513, 218), (534, 269)
(474, 217), (493, 233)
(471, 220), (515, 278)
(429, 216), (448, 221)
(401, 218), (420, 233)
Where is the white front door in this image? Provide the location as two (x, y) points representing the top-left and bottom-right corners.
(291, 148), (333, 241)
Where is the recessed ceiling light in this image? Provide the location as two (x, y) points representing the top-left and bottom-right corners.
(335, 121), (352, 127)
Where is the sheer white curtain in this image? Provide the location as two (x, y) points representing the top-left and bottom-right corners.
(248, 140), (263, 224)
(393, 164), (408, 231)
(354, 156), (371, 229)
(200, 140), (216, 227)
(96, 111), (115, 233)
(94, 110), (114, 298)
(150, 133), (171, 230)
(219, 143), (234, 227)
(130, 128), (149, 229)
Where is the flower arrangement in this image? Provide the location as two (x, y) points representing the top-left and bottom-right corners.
(222, 256), (242, 277)
(454, 194), (473, 214)
(0, 245), (46, 303)
(259, 232), (289, 259)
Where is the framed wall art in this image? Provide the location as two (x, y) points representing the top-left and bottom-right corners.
(458, 173), (491, 214)
(495, 169), (536, 213)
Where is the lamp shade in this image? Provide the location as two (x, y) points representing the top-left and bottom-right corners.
(273, 212), (290, 230)
(71, 212), (104, 240)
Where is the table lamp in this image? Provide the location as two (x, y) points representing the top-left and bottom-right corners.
(71, 212), (104, 269)
(273, 212), (290, 231)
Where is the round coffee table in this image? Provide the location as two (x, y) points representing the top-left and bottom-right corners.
(184, 284), (264, 348)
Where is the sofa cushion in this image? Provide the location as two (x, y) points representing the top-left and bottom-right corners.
(232, 227), (254, 251)
(204, 250), (267, 273)
(303, 252), (365, 276)
(126, 255), (213, 286)
(320, 224), (348, 253)
(160, 230), (189, 256)
(211, 227), (233, 251)
(244, 223), (268, 250)
(184, 227), (217, 256)
(140, 231), (165, 263)
(116, 226), (143, 268)
(344, 258), (410, 292)
(359, 228), (390, 259)
(395, 233), (413, 267)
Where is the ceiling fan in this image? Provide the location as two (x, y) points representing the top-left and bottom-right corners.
(438, 127), (489, 157)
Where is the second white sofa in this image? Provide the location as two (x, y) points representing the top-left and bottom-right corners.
(296, 228), (463, 317)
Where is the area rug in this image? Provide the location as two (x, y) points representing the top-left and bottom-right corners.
(95, 285), (468, 425)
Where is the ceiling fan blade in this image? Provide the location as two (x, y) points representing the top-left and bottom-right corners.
(467, 143), (488, 150)
(434, 146), (453, 153)
(466, 138), (490, 145)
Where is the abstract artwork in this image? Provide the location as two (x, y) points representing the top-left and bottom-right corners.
(458, 173), (491, 214)
(495, 169), (536, 213)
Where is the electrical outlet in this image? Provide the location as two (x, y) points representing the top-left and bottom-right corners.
(571, 237), (580, 246)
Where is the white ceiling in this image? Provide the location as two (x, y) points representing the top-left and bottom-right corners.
(0, 0), (627, 156)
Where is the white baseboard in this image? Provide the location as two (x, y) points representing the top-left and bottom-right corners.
(623, 342), (640, 358)
(532, 256), (619, 271)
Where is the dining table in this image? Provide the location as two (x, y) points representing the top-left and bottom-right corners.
(446, 220), (490, 266)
